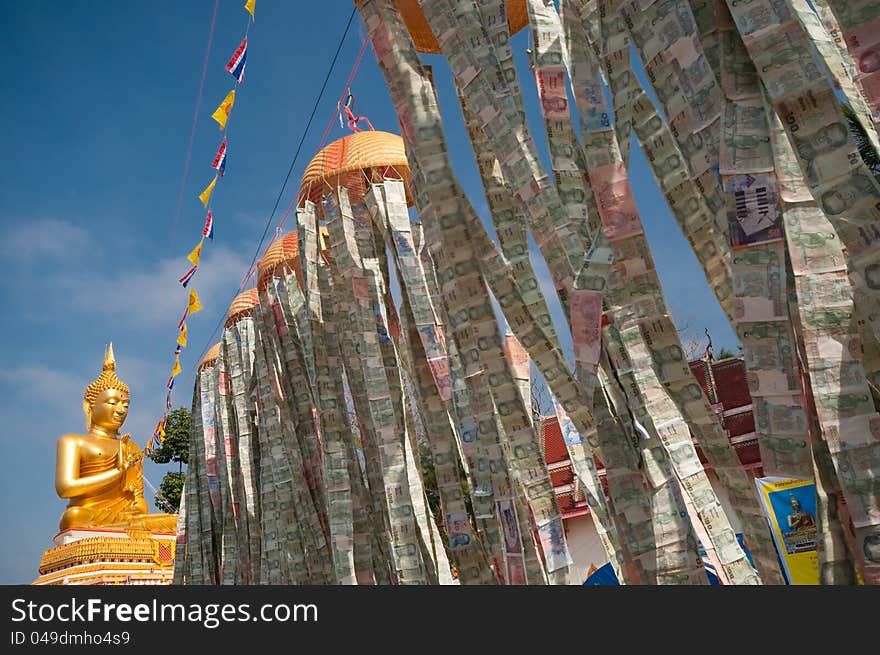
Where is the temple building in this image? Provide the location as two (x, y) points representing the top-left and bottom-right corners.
(33, 529), (176, 586)
(542, 353), (767, 585)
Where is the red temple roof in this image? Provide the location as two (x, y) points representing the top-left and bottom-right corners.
(712, 357), (752, 409)
(540, 355), (764, 521)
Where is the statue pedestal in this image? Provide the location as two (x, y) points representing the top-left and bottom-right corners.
(33, 528), (177, 585)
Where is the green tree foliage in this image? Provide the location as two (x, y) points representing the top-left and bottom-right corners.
(717, 347), (738, 359)
(843, 104), (880, 178)
(148, 407), (191, 473)
(419, 442), (441, 524)
(418, 441), (475, 539)
(157, 471), (185, 513)
(148, 407), (191, 512)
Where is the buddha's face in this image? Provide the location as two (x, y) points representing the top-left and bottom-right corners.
(90, 388), (129, 431)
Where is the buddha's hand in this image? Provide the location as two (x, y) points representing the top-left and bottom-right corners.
(118, 434), (132, 469)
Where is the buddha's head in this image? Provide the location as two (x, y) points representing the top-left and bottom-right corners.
(83, 343), (130, 432)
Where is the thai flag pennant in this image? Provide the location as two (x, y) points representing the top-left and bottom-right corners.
(165, 390), (173, 412)
(212, 138), (227, 177)
(177, 307), (188, 331)
(226, 38), (247, 84)
(203, 210), (214, 240)
(166, 375), (175, 390)
(179, 264), (197, 288)
(155, 418), (167, 445)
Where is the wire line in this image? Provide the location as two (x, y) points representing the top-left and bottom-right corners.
(168, 0), (221, 257)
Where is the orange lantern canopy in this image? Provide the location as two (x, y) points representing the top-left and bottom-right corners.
(198, 343), (221, 371)
(298, 130), (411, 208)
(257, 231), (304, 291)
(224, 288), (260, 328)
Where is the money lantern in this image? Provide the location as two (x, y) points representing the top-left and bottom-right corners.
(295, 130), (524, 585)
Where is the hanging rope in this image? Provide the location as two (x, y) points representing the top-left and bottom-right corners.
(342, 93), (376, 133)
(317, 35), (370, 152)
(144, 473), (178, 514)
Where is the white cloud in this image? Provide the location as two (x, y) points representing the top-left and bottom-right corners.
(1, 216), (254, 333)
(0, 219), (90, 261)
(55, 244), (253, 329)
(0, 364), (85, 406)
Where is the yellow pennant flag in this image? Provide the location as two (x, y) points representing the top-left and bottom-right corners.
(177, 323), (188, 348)
(245, 0), (255, 18)
(171, 354), (182, 378)
(199, 176), (217, 208)
(188, 289), (203, 315)
(187, 238), (204, 266)
(211, 89), (236, 130)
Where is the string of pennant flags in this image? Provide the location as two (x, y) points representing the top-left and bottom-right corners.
(141, 0), (256, 459)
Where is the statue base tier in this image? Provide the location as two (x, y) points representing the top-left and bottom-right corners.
(33, 528), (177, 586)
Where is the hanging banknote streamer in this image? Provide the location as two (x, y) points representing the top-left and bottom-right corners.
(177, 294), (266, 584)
(254, 235), (337, 584)
(368, 0), (713, 583)
(174, 345), (223, 585)
(545, 0), (780, 582)
(221, 290), (264, 583)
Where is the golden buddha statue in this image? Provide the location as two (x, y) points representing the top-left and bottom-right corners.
(54, 344), (177, 534)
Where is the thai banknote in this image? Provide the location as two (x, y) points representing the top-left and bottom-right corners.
(590, 162), (644, 241)
(721, 98), (774, 174)
(720, 27), (760, 100)
(731, 242), (787, 322)
(727, 0), (793, 42)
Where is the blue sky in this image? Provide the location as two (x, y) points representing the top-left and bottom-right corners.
(0, 1), (736, 584)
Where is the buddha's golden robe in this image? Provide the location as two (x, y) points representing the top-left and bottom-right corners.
(59, 438), (177, 533)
